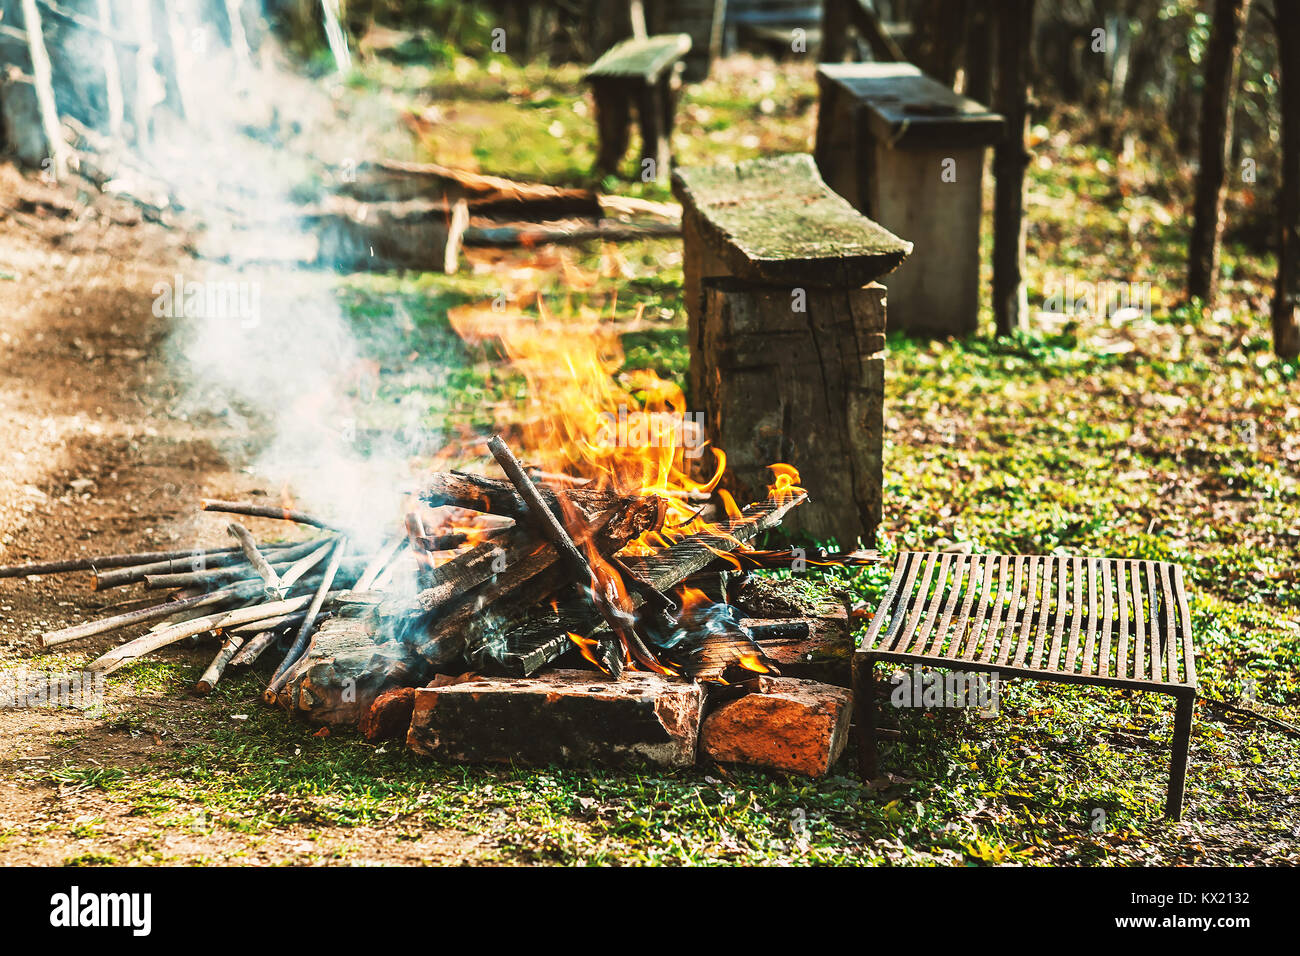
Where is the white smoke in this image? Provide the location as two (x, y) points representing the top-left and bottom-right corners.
(110, 2), (433, 552)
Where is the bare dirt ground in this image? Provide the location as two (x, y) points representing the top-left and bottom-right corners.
(0, 164), (488, 865)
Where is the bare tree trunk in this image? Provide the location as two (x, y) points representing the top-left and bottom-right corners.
(991, 0), (1033, 336)
(129, 0), (158, 144)
(1187, 0), (1251, 305)
(909, 0), (968, 87)
(962, 0), (994, 104)
(1275, 0), (1300, 359)
(821, 0), (852, 63)
(96, 0), (124, 140)
(19, 0), (67, 180)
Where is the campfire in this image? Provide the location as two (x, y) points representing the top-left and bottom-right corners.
(3, 294), (876, 774)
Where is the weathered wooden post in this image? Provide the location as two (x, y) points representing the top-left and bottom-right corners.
(672, 154), (910, 546)
(815, 62), (1003, 337)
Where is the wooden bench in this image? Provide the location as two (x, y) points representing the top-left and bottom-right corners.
(585, 33), (691, 182)
(855, 551), (1198, 819)
(816, 63), (1003, 337)
(671, 153), (911, 545)
(723, 1), (822, 55)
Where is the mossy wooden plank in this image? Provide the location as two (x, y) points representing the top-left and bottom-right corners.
(585, 33), (691, 81)
(671, 153), (911, 287)
(818, 63), (1004, 149)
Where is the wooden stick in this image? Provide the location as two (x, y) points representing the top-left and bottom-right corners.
(266, 538), (348, 696)
(227, 521), (285, 598)
(195, 633), (245, 695)
(279, 539), (335, 588)
(87, 596), (318, 675)
(143, 553), (364, 591)
(487, 437), (592, 583)
(41, 580), (264, 647)
(228, 629), (278, 668)
(408, 538), (510, 612)
(355, 536), (406, 592)
(228, 612), (304, 636)
(92, 540), (314, 589)
(2, 545), (247, 580)
(199, 498), (341, 531)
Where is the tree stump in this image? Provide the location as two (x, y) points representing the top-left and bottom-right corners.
(699, 280), (885, 544)
(672, 153), (910, 546)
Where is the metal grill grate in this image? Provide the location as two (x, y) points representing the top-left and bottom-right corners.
(862, 552), (1196, 690)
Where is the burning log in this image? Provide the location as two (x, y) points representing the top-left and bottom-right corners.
(486, 434), (665, 674)
(478, 491), (806, 676)
(398, 538), (509, 613)
(419, 470), (634, 524)
(433, 492), (666, 673)
(656, 600), (778, 683)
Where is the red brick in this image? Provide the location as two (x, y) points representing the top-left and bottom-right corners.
(405, 669), (703, 768)
(701, 676), (852, 777)
(360, 687), (417, 742)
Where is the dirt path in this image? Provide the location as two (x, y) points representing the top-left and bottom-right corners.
(0, 164), (488, 865)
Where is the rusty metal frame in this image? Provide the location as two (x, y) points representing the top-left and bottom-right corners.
(854, 551), (1197, 820)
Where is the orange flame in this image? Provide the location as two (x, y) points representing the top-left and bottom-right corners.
(567, 632), (608, 674)
(446, 296), (802, 554)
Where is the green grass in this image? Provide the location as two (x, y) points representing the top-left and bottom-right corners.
(7, 52), (1299, 866)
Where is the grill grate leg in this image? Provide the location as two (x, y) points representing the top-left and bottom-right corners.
(854, 656), (879, 780)
(1165, 691), (1195, 820)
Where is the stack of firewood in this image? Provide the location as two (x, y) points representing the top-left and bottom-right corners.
(3, 436), (876, 728)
